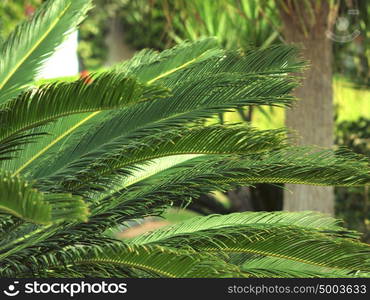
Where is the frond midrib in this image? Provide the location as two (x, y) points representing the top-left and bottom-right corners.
(13, 49), (209, 176)
(202, 246), (366, 272)
(0, 205), (49, 225)
(0, 104), (128, 144)
(12, 112), (100, 176)
(68, 150), (253, 190)
(214, 177), (369, 187)
(0, 3), (72, 91)
(74, 258), (176, 278)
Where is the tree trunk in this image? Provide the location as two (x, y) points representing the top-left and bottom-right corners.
(279, 0), (336, 214)
(105, 17), (135, 66)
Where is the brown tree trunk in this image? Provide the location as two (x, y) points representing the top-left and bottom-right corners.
(279, 0), (336, 214)
(105, 17), (135, 66)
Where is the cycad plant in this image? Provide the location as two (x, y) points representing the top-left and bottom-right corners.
(0, 0), (370, 278)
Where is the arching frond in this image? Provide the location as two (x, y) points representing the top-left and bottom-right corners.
(0, 17), (368, 280)
(44, 146), (368, 242)
(141, 223), (370, 273)
(0, 73), (168, 161)
(0, 113), (105, 175)
(117, 39), (304, 84)
(26, 44), (302, 180)
(5, 242), (243, 278)
(0, 170), (88, 225)
(239, 256), (369, 278)
(216, 147), (370, 186)
(0, 0), (92, 103)
(115, 38), (224, 83)
(131, 211), (357, 245)
(40, 125), (288, 192)
(88, 146), (369, 216)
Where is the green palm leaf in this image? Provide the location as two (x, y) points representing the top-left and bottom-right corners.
(215, 148), (370, 186)
(24, 43), (301, 180)
(0, 0), (92, 103)
(117, 40), (303, 84)
(8, 243), (243, 278)
(0, 39), (227, 176)
(48, 146), (368, 242)
(239, 256), (369, 278)
(131, 211), (357, 245)
(85, 147), (369, 217)
(139, 223), (370, 273)
(40, 125), (288, 192)
(115, 38), (223, 83)
(0, 8), (368, 279)
(0, 170), (88, 225)
(0, 72), (168, 163)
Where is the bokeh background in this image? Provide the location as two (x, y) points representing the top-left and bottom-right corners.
(1, 0), (369, 240)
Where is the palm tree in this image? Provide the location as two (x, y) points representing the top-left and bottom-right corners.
(0, 0), (369, 278)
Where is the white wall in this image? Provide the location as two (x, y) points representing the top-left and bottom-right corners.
(38, 31), (79, 79)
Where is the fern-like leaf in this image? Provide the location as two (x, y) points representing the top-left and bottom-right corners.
(0, 0), (92, 103)
(0, 72), (168, 161)
(0, 170), (88, 224)
(5, 242), (243, 278)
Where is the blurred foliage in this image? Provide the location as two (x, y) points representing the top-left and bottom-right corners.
(333, 76), (370, 123)
(78, 0), (129, 69)
(2, 0), (368, 83)
(162, 208), (200, 223)
(87, 0), (368, 87)
(332, 0), (369, 87)
(158, 0), (280, 49)
(78, 0), (281, 69)
(1, 0), (369, 233)
(78, 0), (175, 69)
(0, 0), (42, 41)
(120, 0), (175, 50)
(335, 117), (370, 242)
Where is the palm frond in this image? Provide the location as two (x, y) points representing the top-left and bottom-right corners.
(143, 147), (370, 191)
(139, 223), (370, 273)
(0, 170), (88, 225)
(40, 125), (288, 193)
(25, 43), (302, 181)
(0, 25), (368, 279)
(0, 114), (104, 175)
(92, 146), (369, 215)
(117, 39), (304, 84)
(8, 145), (367, 270)
(47, 146), (368, 242)
(216, 147), (370, 186)
(0, 72), (168, 161)
(0, 216), (26, 244)
(131, 211), (358, 245)
(0, 0), (92, 103)
(239, 256), (369, 278)
(115, 38), (223, 83)
(4, 242), (243, 278)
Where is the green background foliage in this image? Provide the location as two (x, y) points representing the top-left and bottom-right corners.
(0, 1), (369, 278)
